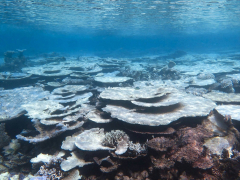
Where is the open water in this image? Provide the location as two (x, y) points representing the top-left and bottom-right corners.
(1, 0), (240, 179)
(0, 0), (240, 56)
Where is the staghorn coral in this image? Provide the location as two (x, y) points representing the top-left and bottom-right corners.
(102, 130), (127, 147)
(31, 151), (83, 180)
(60, 128), (147, 175)
(36, 165), (63, 180)
(128, 141), (147, 155)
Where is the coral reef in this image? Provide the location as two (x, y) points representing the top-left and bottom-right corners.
(149, 124), (214, 170)
(16, 119), (85, 143)
(0, 53), (240, 179)
(215, 105), (240, 121)
(0, 123), (11, 149)
(101, 86), (216, 126)
(159, 67), (181, 80)
(203, 90), (240, 102)
(102, 130), (127, 147)
(3, 139), (20, 156)
(185, 87), (208, 96)
(0, 139), (31, 174)
(0, 72), (31, 80)
(168, 61), (176, 68)
(30, 151), (82, 179)
(197, 72), (215, 80)
(60, 152), (93, 171)
(2, 50), (26, 71)
(220, 78), (235, 93)
(0, 86), (50, 121)
(74, 128), (115, 151)
(102, 130), (130, 155)
(62, 77), (84, 84)
(86, 109), (112, 123)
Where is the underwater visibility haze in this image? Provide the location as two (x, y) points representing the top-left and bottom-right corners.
(1, 0), (240, 56)
(0, 0), (240, 179)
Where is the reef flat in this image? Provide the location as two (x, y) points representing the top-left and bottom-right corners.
(0, 51), (240, 179)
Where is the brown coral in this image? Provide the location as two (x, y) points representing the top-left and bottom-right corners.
(147, 137), (175, 151)
(172, 125), (214, 164)
(149, 124), (215, 171)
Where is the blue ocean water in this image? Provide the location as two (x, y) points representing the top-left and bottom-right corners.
(1, 1), (240, 179)
(0, 0), (240, 57)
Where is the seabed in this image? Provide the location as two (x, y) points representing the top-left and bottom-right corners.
(0, 51), (240, 179)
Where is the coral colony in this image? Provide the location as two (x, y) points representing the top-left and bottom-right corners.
(1, 51), (240, 179)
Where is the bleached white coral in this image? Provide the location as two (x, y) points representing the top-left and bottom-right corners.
(129, 141), (147, 154)
(30, 151), (65, 165)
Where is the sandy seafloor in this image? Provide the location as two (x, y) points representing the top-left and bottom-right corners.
(0, 50), (240, 180)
